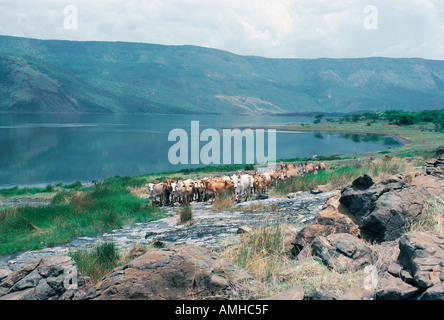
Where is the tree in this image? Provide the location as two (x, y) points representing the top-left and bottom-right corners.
(314, 114), (325, 124)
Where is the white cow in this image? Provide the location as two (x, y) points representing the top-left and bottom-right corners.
(236, 174), (254, 202)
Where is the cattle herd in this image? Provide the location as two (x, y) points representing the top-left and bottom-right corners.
(148, 161), (326, 206)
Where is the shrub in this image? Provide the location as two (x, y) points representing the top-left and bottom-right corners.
(70, 242), (121, 283)
(178, 202), (193, 224)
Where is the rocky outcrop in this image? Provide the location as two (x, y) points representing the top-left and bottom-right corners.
(81, 245), (248, 300)
(397, 232), (444, 289)
(0, 255), (89, 300)
(339, 175), (423, 242)
(311, 233), (374, 272)
(291, 193), (360, 254)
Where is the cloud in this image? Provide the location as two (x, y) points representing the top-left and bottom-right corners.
(0, 0), (442, 59)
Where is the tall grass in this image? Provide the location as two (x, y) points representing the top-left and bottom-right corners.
(212, 191), (234, 211)
(0, 181), (164, 256)
(274, 156), (414, 195)
(69, 242), (121, 283)
(222, 222), (287, 281)
(178, 202), (193, 224)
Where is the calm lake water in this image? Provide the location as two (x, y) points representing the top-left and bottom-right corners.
(0, 113), (400, 188)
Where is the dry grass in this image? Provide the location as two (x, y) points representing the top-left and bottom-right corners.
(411, 195), (444, 236)
(178, 202), (193, 224)
(238, 202), (279, 212)
(222, 221), (363, 299)
(274, 156), (417, 195)
(212, 191), (234, 211)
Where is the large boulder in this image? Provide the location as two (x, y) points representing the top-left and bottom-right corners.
(0, 255), (89, 300)
(375, 273), (420, 300)
(291, 193), (360, 254)
(339, 175), (423, 242)
(397, 232), (444, 289)
(311, 233), (374, 272)
(81, 245), (245, 300)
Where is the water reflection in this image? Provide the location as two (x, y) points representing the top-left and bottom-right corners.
(0, 113), (400, 188)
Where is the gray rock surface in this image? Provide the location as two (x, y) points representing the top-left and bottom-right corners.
(340, 176), (423, 242)
(311, 233), (374, 272)
(0, 255), (89, 300)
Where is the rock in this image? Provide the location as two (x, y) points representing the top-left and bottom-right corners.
(37, 255), (72, 278)
(311, 233), (374, 272)
(237, 226), (253, 234)
(425, 157), (444, 178)
(351, 174), (374, 189)
(0, 267), (12, 283)
(397, 232), (444, 289)
(405, 171), (444, 197)
(375, 273), (420, 300)
(11, 269), (41, 292)
(341, 278), (375, 300)
(81, 245), (240, 300)
(339, 175), (424, 242)
(0, 258), (41, 289)
(387, 263), (402, 277)
(291, 193), (360, 253)
(262, 286), (304, 300)
(306, 288), (341, 300)
(418, 282), (444, 300)
(0, 255), (88, 300)
(125, 244), (148, 260)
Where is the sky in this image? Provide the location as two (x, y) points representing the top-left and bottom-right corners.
(0, 0), (443, 60)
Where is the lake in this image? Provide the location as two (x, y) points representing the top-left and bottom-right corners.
(0, 113), (400, 188)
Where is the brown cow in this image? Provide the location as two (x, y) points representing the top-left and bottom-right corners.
(203, 178), (235, 202)
(315, 161), (327, 171)
(303, 162), (315, 174)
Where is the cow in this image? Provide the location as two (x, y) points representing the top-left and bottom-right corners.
(251, 173), (265, 196)
(315, 161), (327, 171)
(203, 178), (235, 203)
(303, 162), (315, 174)
(284, 166), (300, 179)
(236, 174), (254, 202)
(150, 182), (167, 206)
(261, 172), (272, 193)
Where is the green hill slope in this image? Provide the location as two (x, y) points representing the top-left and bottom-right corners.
(0, 35), (443, 114)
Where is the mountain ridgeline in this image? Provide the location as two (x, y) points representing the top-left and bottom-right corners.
(0, 35), (443, 115)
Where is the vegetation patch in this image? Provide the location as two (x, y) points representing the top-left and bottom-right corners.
(0, 179), (165, 256)
(69, 242), (122, 283)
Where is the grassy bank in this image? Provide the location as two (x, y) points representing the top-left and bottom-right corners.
(260, 119), (443, 157)
(0, 176), (164, 256)
(273, 156), (417, 196)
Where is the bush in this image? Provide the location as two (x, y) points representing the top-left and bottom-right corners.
(178, 202), (193, 224)
(70, 242), (121, 283)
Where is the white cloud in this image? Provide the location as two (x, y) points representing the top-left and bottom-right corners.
(0, 0), (442, 59)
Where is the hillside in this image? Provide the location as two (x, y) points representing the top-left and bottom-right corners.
(0, 35), (443, 114)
